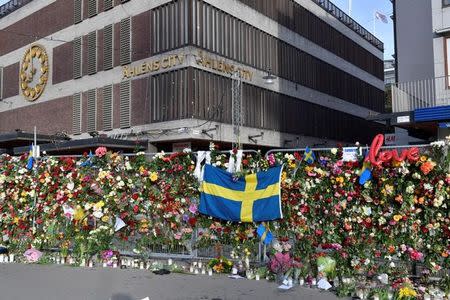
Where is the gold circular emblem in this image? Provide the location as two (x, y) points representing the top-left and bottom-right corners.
(20, 45), (49, 101)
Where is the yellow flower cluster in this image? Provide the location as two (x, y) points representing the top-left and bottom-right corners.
(398, 286), (417, 299)
(150, 172), (158, 182)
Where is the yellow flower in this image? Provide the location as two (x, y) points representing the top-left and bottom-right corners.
(281, 171), (287, 182)
(150, 172), (158, 182)
(336, 177), (344, 184)
(393, 215), (402, 222)
(73, 206), (85, 221)
(420, 155), (427, 162)
(288, 161), (296, 169)
(101, 215), (110, 222)
(398, 287), (417, 299)
(94, 200), (105, 210)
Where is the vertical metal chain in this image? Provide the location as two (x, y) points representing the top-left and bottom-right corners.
(231, 72), (242, 149)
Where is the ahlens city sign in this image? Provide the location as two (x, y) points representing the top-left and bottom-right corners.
(122, 54), (185, 79)
(195, 51), (253, 81)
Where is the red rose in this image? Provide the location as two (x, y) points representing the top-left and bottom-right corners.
(188, 217), (197, 227)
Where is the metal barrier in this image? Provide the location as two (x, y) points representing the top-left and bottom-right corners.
(265, 144), (433, 158)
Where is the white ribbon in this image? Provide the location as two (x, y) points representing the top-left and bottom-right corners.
(194, 151), (211, 182)
(194, 151), (206, 180)
(227, 150), (243, 173)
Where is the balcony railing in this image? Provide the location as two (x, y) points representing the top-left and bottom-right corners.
(391, 76), (450, 112)
(311, 0), (384, 51)
(0, 0), (33, 19)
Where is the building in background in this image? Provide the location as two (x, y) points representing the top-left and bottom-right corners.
(0, 0), (385, 153)
(384, 59), (395, 86)
(382, 0), (450, 140)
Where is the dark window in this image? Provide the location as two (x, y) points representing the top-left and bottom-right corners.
(74, 0), (82, 24)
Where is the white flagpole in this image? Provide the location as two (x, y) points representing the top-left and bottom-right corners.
(348, 0), (352, 17)
(32, 126), (37, 232)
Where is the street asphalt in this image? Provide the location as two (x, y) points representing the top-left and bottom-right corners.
(0, 263), (345, 300)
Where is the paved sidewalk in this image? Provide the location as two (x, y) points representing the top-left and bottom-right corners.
(0, 263), (344, 300)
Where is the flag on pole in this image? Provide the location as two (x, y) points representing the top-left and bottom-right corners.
(199, 165), (283, 222)
(303, 147), (315, 165)
(375, 11), (388, 24)
(257, 223), (273, 245)
(26, 144), (34, 170)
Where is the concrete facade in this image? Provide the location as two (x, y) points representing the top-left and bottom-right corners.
(394, 0), (435, 83)
(0, 0), (385, 150)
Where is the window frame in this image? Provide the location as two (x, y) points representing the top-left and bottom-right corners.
(443, 0), (450, 7)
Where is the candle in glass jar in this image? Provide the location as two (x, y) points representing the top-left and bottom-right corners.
(201, 268), (206, 275)
(208, 269), (213, 276)
(198, 261), (202, 269)
(168, 259), (173, 266)
(299, 278), (304, 286)
(140, 262), (144, 270)
(89, 260), (94, 268)
(113, 262), (118, 268)
(189, 266), (194, 273)
(255, 274), (260, 281)
(103, 262), (107, 268)
(9, 254), (14, 263)
(311, 278), (317, 286)
(194, 268), (199, 274)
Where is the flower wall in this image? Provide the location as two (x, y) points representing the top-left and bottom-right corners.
(0, 142), (448, 279)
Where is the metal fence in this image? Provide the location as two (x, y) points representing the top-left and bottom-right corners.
(391, 76), (450, 112)
(311, 0), (383, 50)
(0, 0), (33, 18)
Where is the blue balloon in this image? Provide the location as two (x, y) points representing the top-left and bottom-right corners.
(359, 169), (372, 185)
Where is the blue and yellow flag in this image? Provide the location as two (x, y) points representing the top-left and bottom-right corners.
(257, 223), (273, 245)
(199, 165), (283, 222)
(303, 147), (315, 164)
(26, 144), (34, 170)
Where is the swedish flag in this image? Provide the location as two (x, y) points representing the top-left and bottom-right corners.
(26, 144), (34, 170)
(199, 165), (283, 222)
(303, 147), (315, 164)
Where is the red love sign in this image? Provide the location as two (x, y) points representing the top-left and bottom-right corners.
(367, 134), (420, 167)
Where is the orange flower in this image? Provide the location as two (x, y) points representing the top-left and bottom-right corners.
(420, 161), (436, 175)
(442, 251), (449, 258)
(388, 245), (396, 254)
(395, 195), (403, 204)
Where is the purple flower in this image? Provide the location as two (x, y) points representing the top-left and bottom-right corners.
(23, 248), (43, 263)
(189, 203), (198, 214)
(183, 214), (190, 222)
(102, 250), (113, 260)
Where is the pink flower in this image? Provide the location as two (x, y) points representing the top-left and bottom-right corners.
(269, 252), (292, 274)
(267, 154), (276, 166)
(95, 147), (107, 157)
(23, 248), (43, 263)
(189, 203), (198, 214)
(408, 248), (424, 261)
